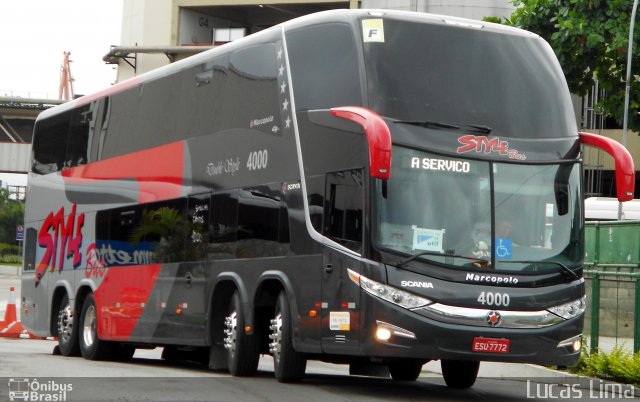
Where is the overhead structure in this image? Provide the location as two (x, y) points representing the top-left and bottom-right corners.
(58, 51), (74, 101)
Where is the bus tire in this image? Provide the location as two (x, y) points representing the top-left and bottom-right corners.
(79, 293), (112, 360)
(388, 359), (424, 381)
(270, 291), (306, 382)
(224, 291), (259, 376)
(56, 294), (80, 356)
(441, 360), (479, 389)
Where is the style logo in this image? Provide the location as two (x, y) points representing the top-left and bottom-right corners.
(457, 135), (526, 160)
(486, 310), (502, 327)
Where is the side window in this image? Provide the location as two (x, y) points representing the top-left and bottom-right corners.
(95, 199), (187, 266)
(324, 169), (364, 253)
(208, 192), (238, 260)
(306, 175), (324, 233)
(66, 106), (91, 167)
(224, 44), (280, 134)
(286, 23), (362, 111)
(186, 194), (211, 261)
(31, 113), (70, 174)
(237, 184), (288, 257)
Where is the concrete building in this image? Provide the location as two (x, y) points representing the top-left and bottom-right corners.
(108, 0), (514, 81)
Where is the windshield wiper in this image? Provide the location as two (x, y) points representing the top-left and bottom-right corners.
(499, 260), (579, 279)
(397, 251), (487, 268)
(394, 120), (493, 134)
(466, 124), (493, 134)
(394, 120), (461, 130)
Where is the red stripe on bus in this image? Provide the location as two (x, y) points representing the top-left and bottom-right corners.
(61, 141), (185, 203)
(94, 264), (162, 340)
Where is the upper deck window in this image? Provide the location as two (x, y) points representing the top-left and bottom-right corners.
(363, 19), (577, 138)
(286, 23), (362, 111)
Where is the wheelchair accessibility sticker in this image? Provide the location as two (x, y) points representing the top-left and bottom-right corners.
(495, 238), (512, 259)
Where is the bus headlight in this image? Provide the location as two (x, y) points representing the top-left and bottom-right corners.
(547, 296), (586, 320)
(347, 269), (432, 309)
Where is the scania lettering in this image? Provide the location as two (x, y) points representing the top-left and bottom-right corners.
(22, 10), (634, 388)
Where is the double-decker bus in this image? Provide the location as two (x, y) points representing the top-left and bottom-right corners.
(21, 9), (634, 387)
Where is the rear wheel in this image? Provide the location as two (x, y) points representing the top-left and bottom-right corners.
(56, 294), (80, 356)
(270, 291), (306, 382)
(388, 359), (424, 381)
(79, 293), (113, 360)
(223, 291), (259, 376)
(441, 360), (480, 389)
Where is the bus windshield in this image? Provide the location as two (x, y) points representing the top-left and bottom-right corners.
(363, 18), (577, 138)
(374, 147), (583, 273)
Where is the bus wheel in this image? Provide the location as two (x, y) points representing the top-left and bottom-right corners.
(388, 359), (424, 381)
(223, 291), (258, 376)
(441, 360), (479, 389)
(56, 294), (80, 356)
(269, 291), (306, 382)
(79, 293), (112, 360)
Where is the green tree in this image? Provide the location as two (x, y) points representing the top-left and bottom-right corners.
(0, 188), (25, 244)
(501, 0), (640, 131)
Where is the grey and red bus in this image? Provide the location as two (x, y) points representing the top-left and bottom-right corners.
(21, 9), (634, 387)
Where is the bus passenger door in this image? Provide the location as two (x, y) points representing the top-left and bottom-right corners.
(321, 170), (363, 353)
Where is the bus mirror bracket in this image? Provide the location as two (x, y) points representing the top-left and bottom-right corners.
(330, 106), (392, 180)
(579, 131), (635, 201)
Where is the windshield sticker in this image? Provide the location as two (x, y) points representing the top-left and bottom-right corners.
(412, 226), (444, 252)
(330, 311), (350, 331)
(410, 157), (470, 173)
(457, 134), (526, 160)
(495, 238), (513, 259)
(362, 19), (385, 43)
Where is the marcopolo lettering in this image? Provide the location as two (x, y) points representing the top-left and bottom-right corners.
(410, 157), (470, 173)
(465, 273), (518, 285)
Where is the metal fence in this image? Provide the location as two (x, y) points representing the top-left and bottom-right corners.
(585, 220), (640, 353)
(585, 270), (640, 353)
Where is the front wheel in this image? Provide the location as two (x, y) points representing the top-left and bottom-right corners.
(79, 293), (112, 360)
(56, 294), (80, 356)
(388, 359), (424, 381)
(441, 360), (480, 389)
(223, 291), (259, 376)
(270, 291), (306, 382)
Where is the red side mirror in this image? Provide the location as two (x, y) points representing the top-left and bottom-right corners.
(579, 132), (635, 201)
(330, 106), (392, 180)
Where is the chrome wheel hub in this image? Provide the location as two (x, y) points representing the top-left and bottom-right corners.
(269, 313), (282, 362)
(82, 305), (96, 347)
(223, 311), (238, 353)
(57, 304), (74, 343)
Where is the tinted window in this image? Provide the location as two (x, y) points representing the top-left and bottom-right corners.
(325, 170), (363, 253)
(237, 184), (289, 257)
(208, 192), (238, 260)
(186, 194), (211, 261)
(287, 23), (362, 111)
(224, 44), (281, 135)
(95, 199), (187, 266)
(364, 19), (577, 138)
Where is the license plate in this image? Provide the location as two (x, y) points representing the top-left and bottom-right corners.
(471, 337), (510, 353)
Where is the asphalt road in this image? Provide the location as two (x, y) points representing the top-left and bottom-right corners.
(1, 272), (638, 401)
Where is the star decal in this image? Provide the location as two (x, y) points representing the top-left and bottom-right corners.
(283, 98), (289, 111)
(277, 48), (283, 59)
(278, 65), (284, 76)
(285, 116), (291, 129)
(280, 82), (287, 94)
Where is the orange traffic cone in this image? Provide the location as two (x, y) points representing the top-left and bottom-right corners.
(0, 287), (24, 338)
